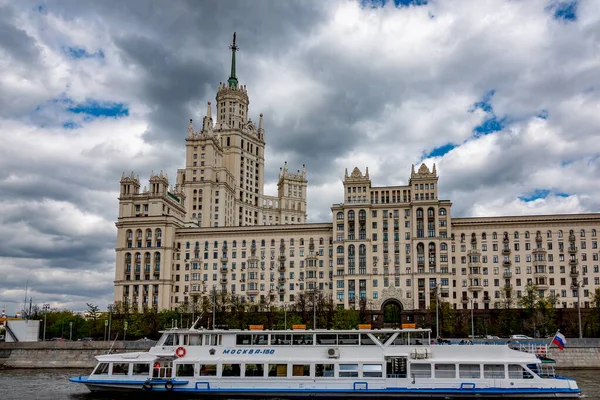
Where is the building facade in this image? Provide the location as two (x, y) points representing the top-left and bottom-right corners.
(113, 35), (600, 314)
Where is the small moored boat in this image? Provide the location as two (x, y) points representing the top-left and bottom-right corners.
(69, 326), (581, 398)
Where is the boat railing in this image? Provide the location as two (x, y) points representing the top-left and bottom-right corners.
(538, 365), (557, 378)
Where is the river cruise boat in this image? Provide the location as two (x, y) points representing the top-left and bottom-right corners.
(69, 327), (581, 397)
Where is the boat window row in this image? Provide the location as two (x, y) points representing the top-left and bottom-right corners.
(411, 363), (536, 379)
(235, 331), (429, 346)
(161, 333), (222, 346)
(93, 361), (536, 380)
(93, 362), (383, 378)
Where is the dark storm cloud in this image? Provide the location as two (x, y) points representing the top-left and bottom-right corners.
(0, 4), (40, 65)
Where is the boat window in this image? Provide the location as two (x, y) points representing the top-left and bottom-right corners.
(292, 364), (311, 377)
(459, 364), (481, 379)
(391, 332), (409, 345)
(205, 334), (222, 346)
(292, 334), (313, 345)
(508, 364), (534, 379)
(252, 334), (269, 345)
(271, 334), (292, 345)
(132, 363), (150, 375)
(338, 334), (359, 345)
(316, 364), (335, 377)
(199, 364), (217, 376)
(410, 363), (431, 378)
(164, 334), (175, 346)
(362, 364), (383, 378)
(339, 364), (359, 378)
(93, 363), (109, 375)
(316, 334), (337, 345)
(222, 364), (241, 377)
(245, 363), (265, 377)
(236, 334), (252, 345)
(484, 364), (505, 379)
(176, 364), (195, 377)
(189, 334), (202, 346)
(360, 334), (376, 345)
(268, 364), (288, 377)
(111, 363), (130, 375)
(434, 364), (455, 378)
(409, 331), (428, 346)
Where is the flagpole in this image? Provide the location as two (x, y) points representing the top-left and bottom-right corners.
(548, 329), (559, 350)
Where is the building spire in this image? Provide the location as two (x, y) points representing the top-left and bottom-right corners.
(228, 32), (238, 88)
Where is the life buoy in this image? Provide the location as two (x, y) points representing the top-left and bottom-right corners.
(175, 346), (186, 357)
(165, 381), (174, 391)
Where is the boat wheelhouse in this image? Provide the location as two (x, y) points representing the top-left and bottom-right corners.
(70, 327), (581, 398)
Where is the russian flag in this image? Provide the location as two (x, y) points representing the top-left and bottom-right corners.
(552, 332), (567, 350)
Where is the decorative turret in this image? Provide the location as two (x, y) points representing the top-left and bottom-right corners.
(202, 101), (213, 133)
(188, 119), (194, 138)
(150, 170), (169, 196)
(120, 171), (140, 196)
(258, 113), (264, 140)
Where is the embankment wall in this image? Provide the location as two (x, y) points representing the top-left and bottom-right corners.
(0, 341), (155, 369)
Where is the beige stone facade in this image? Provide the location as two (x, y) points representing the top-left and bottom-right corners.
(113, 40), (600, 313)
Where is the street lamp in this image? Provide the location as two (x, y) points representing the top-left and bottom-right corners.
(469, 298), (475, 340)
(435, 284), (441, 340)
(42, 304), (50, 341)
(69, 321), (73, 341)
(575, 280), (584, 339)
(283, 303), (288, 330)
(313, 290), (316, 330)
(107, 304), (113, 341)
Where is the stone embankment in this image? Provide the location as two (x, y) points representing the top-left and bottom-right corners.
(0, 338), (598, 369)
(0, 340), (155, 369)
(547, 338), (600, 369)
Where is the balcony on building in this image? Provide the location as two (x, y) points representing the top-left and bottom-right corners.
(503, 271), (512, 278)
(568, 246), (578, 254)
(248, 288), (260, 295)
(533, 266), (547, 277)
(220, 278), (228, 284)
(569, 258), (578, 266)
(483, 295), (491, 302)
(501, 248), (511, 255)
(278, 277), (286, 284)
(569, 234), (576, 242)
(570, 268), (579, 278)
(278, 265), (286, 272)
(220, 266), (228, 273)
(278, 287), (286, 294)
(221, 256), (228, 263)
(532, 247), (546, 255)
(278, 255), (286, 262)
(503, 260), (512, 267)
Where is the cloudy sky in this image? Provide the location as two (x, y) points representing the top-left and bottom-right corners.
(1, 0), (598, 315)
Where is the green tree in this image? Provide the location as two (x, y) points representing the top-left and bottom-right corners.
(86, 303), (100, 338)
(331, 308), (359, 329)
(518, 284), (540, 336)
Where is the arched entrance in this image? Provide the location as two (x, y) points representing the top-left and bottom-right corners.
(382, 298), (403, 328)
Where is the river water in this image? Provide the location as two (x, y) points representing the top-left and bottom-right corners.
(0, 369), (598, 400)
